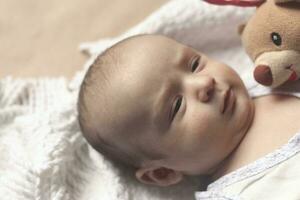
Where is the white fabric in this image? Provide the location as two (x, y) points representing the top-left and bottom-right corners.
(0, 0), (256, 199)
(195, 80), (300, 200)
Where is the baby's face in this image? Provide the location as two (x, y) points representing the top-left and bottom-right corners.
(106, 35), (254, 176)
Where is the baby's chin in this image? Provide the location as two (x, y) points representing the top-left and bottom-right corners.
(232, 90), (255, 145)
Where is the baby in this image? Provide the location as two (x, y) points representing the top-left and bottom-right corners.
(77, 34), (300, 198)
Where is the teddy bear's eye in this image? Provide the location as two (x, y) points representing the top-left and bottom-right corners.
(271, 32), (282, 46)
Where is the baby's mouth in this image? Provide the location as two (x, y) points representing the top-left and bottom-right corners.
(221, 87), (235, 114)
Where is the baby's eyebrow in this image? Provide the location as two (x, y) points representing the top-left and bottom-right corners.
(177, 46), (197, 68)
(153, 81), (173, 132)
(152, 47), (191, 131)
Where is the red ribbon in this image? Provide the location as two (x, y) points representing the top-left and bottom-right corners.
(203, 0), (264, 7)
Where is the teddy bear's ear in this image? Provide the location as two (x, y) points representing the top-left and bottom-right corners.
(274, 0), (300, 4)
(238, 23), (247, 36)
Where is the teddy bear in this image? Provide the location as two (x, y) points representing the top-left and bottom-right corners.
(204, 0), (300, 88)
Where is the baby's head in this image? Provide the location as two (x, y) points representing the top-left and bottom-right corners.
(78, 34), (254, 187)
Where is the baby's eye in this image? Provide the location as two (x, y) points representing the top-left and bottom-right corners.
(191, 56), (202, 72)
(170, 96), (183, 121)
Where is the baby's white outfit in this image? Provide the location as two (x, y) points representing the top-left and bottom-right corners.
(195, 79), (300, 200)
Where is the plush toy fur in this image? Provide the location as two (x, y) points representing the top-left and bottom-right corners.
(240, 0), (300, 87)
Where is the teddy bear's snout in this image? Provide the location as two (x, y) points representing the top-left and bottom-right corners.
(254, 65), (273, 86)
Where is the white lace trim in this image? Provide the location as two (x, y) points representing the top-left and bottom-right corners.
(206, 131), (300, 190)
(195, 190), (241, 200)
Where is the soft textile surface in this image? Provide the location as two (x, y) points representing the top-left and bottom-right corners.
(0, 0), (255, 199)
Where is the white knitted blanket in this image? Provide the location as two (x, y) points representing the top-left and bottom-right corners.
(0, 0), (255, 199)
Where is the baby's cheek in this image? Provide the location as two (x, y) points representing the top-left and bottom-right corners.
(186, 115), (213, 144)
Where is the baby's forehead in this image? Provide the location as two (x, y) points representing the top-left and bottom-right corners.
(90, 35), (195, 132)
(127, 39), (189, 70)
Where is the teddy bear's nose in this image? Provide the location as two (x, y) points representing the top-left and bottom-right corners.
(254, 65), (273, 86)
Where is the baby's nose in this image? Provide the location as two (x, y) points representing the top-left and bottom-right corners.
(197, 76), (215, 102)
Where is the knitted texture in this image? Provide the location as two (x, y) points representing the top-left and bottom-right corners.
(0, 0), (255, 199)
(0, 77), (89, 200)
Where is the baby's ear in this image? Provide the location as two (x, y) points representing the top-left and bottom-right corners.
(238, 23), (247, 36)
(135, 166), (183, 187)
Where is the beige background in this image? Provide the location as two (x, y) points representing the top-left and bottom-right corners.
(0, 0), (168, 80)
